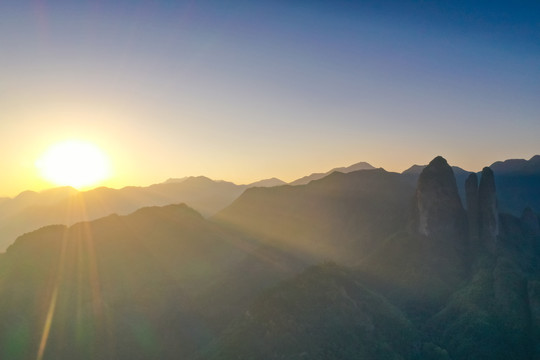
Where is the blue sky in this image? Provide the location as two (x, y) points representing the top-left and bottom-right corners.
(0, 0), (539, 195)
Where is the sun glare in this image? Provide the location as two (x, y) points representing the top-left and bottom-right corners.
(36, 140), (112, 189)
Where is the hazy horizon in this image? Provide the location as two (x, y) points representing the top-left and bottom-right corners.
(1, 153), (538, 199)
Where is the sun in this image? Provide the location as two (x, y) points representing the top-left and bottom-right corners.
(36, 140), (112, 189)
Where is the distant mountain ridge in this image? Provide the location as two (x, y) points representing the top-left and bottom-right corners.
(402, 164), (471, 176)
(401, 155), (540, 215)
(289, 161), (376, 185)
(215, 168), (415, 265)
(0, 155), (538, 252)
(490, 155), (540, 174)
(164, 176), (286, 187)
(489, 155), (540, 215)
(245, 177), (287, 187)
(0, 176), (284, 251)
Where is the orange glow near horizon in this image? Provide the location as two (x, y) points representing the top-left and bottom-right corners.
(35, 140), (112, 190)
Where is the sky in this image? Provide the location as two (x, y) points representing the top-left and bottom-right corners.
(1, 0), (539, 196)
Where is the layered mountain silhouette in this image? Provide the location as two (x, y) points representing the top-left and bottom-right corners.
(211, 156), (540, 360)
(0, 204), (303, 360)
(0, 155), (539, 359)
(402, 155), (540, 215)
(490, 155), (540, 174)
(289, 161), (376, 185)
(215, 168), (415, 265)
(244, 177), (287, 187)
(489, 155), (540, 215)
(2, 156), (537, 253)
(164, 177), (287, 188)
(0, 176), (282, 251)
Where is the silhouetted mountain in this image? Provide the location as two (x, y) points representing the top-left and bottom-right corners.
(358, 157), (469, 315)
(0, 178), (240, 251)
(210, 154), (540, 359)
(216, 168), (415, 265)
(402, 164), (470, 176)
(289, 161), (375, 185)
(489, 155), (540, 215)
(402, 156), (540, 216)
(165, 176), (286, 188)
(413, 157), (467, 242)
(245, 177), (286, 187)
(0, 176), (292, 251)
(402, 164), (472, 200)
(164, 176), (189, 183)
(0, 187), (79, 217)
(0, 204), (303, 360)
(357, 157), (540, 359)
(478, 167), (499, 251)
(401, 164), (425, 175)
(490, 155), (540, 174)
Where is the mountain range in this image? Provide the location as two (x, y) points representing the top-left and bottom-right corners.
(0, 204), (303, 360)
(3, 155), (538, 253)
(0, 156), (539, 359)
(215, 168), (414, 265)
(209, 156), (540, 360)
(289, 161), (376, 185)
(0, 176), (283, 251)
(401, 155), (540, 216)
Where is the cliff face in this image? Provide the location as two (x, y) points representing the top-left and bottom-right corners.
(361, 156), (471, 300)
(478, 167), (499, 251)
(464, 167), (500, 254)
(414, 156), (468, 251)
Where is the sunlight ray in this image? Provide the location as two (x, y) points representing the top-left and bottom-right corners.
(36, 230), (69, 360)
(36, 287), (58, 360)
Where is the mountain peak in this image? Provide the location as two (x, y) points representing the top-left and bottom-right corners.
(402, 164), (425, 174)
(478, 167), (498, 250)
(529, 155), (540, 168)
(330, 161), (375, 173)
(247, 178), (286, 187)
(490, 155), (540, 174)
(430, 155), (449, 167)
(164, 177), (189, 184)
(414, 156), (466, 239)
(290, 161), (375, 185)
